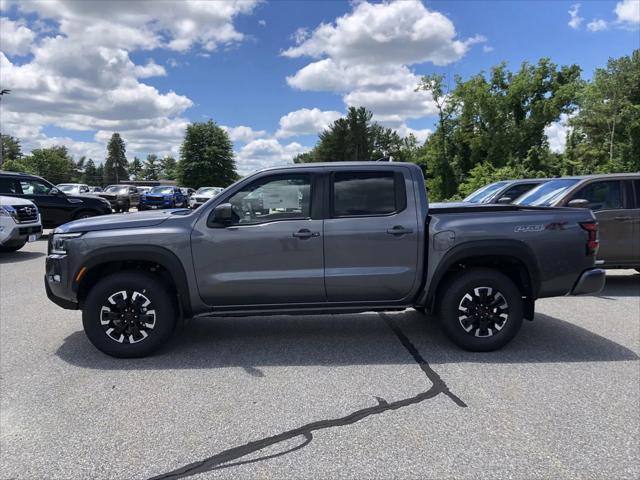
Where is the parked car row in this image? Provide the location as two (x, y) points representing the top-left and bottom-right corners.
(0, 170), (229, 233)
(460, 173), (640, 270)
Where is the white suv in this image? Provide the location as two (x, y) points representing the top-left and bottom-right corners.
(0, 195), (42, 252)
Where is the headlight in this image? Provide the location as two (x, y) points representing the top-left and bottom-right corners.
(0, 205), (18, 222)
(51, 232), (84, 255)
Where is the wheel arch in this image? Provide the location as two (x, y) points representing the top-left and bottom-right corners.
(424, 240), (540, 319)
(75, 245), (192, 317)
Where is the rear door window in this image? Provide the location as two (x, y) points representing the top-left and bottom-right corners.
(332, 171), (404, 217)
(0, 177), (22, 194)
(572, 180), (624, 210)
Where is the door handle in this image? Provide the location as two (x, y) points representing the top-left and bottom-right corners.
(386, 226), (413, 236)
(614, 216), (631, 222)
(293, 229), (320, 239)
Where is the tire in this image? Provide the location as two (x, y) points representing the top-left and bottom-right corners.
(122, 201), (130, 212)
(73, 210), (96, 220)
(82, 271), (178, 358)
(438, 268), (523, 352)
(0, 241), (27, 252)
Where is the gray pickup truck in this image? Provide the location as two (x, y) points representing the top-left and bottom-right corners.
(45, 162), (605, 357)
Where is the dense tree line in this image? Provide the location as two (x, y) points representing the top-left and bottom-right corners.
(296, 50), (639, 201)
(1, 51), (637, 197)
(1, 121), (237, 188)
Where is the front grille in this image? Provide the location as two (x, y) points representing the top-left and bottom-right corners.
(145, 196), (165, 204)
(195, 197), (208, 203)
(14, 205), (38, 223)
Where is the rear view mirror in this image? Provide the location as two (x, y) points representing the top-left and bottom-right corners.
(209, 203), (234, 226)
(568, 199), (589, 209)
(496, 196), (512, 204)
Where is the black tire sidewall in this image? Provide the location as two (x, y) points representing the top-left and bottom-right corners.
(439, 268), (523, 352)
(82, 271), (177, 357)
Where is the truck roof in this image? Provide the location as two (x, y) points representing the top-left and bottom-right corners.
(257, 161), (421, 173)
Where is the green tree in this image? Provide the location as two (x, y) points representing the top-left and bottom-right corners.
(415, 58), (583, 200)
(128, 157), (143, 180)
(160, 155), (178, 180)
(103, 133), (128, 184)
(177, 120), (237, 188)
(95, 164), (105, 186)
(83, 159), (99, 185)
(141, 154), (161, 181)
(1, 134), (22, 166)
(4, 146), (76, 183)
(568, 49), (640, 173)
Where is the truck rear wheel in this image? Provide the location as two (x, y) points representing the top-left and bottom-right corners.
(82, 271), (177, 358)
(438, 268), (523, 352)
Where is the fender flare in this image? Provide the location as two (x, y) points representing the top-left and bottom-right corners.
(424, 239), (541, 306)
(77, 245), (192, 317)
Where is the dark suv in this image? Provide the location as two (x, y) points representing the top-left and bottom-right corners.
(0, 171), (112, 228)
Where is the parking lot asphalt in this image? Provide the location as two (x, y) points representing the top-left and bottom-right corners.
(1, 238), (639, 480)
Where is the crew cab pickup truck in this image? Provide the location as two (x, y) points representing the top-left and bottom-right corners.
(45, 162), (605, 357)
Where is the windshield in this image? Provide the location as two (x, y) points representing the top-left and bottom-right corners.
(105, 185), (128, 193)
(150, 186), (174, 194)
(57, 184), (77, 192)
(463, 181), (509, 203)
(196, 187), (220, 195)
(514, 179), (580, 206)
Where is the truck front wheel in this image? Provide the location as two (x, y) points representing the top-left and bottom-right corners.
(438, 268), (523, 352)
(82, 271), (177, 358)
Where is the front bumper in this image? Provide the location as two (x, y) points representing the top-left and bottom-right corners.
(570, 268), (606, 295)
(0, 221), (42, 245)
(44, 254), (79, 309)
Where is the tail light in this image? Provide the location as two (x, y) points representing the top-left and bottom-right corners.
(580, 221), (599, 256)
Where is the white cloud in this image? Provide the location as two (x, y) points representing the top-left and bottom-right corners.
(615, 0), (640, 25)
(0, 0), (258, 163)
(221, 125), (268, 143)
(282, 0), (479, 66)
(276, 108), (342, 138)
(258, 19), (266, 27)
(568, 4), (584, 29)
(482, 45), (494, 53)
(235, 139), (310, 175)
(587, 18), (608, 31)
(0, 17), (36, 55)
(283, 1), (479, 128)
(544, 114), (572, 153)
(395, 124), (432, 144)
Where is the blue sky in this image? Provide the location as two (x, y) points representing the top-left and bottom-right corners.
(1, 0), (639, 175)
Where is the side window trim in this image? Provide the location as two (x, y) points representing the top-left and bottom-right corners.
(329, 170), (407, 219)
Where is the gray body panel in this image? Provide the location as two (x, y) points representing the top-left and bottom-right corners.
(46, 162), (599, 317)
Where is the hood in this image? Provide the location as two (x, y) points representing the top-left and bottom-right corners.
(0, 195), (37, 207)
(54, 209), (183, 234)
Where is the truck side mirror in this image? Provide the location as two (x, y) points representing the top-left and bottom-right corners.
(209, 203), (234, 226)
(496, 196), (512, 204)
(568, 199), (589, 209)
(49, 187), (65, 197)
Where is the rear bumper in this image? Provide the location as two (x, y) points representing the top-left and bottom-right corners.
(570, 268), (606, 295)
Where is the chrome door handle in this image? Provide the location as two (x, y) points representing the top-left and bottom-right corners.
(614, 216), (631, 221)
(386, 226), (413, 236)
(293, 229), (320, 239)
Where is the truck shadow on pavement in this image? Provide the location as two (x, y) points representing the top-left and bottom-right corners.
(56, 309), (638, 371)
(0, 250), (45, 264)
(594, 273), (640, 298)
